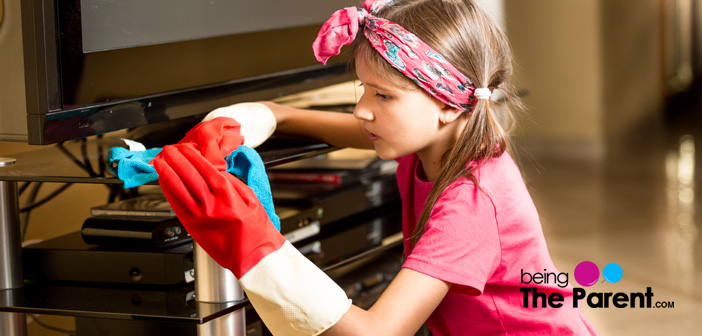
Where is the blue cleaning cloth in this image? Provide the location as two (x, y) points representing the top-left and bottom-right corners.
(107, 145), (280, 231)
(225, 145), (281, 232)
(107, 147), (162, 189)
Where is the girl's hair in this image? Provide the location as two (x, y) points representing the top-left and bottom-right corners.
(350, 0), (523, 249)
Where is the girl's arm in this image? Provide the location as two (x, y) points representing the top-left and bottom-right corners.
(258, 103), (447, 334)
(259, 101), (374, 150)
(324, 268), (451, 336)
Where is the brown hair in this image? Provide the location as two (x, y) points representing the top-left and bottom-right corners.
(350, 0), (523, 249)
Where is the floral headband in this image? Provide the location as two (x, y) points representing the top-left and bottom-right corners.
(312, 0), (491, 111)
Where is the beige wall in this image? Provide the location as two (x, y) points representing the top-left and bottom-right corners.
(0, 0), (27, 140)
(506, 0), (605, 160)
(600, 0), (665, 149)
(505, 0), (664, 160)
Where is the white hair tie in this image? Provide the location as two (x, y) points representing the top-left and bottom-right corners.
(474, 88), (492, 100)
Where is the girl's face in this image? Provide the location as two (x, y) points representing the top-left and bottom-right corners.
(353, 57), (446, 161)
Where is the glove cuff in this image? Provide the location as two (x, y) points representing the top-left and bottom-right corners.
(202, 102), (276, 148)
(239, 241), (351, 336)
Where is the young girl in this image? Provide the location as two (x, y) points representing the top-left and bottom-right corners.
(154, 0), (599, 335)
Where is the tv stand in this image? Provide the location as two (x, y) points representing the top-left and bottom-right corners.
(0, 134), (339, 336)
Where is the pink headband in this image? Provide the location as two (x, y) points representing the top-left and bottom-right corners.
(312, 0), (486, 111)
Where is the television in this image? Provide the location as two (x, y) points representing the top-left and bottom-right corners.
(18, 0), (356, 145)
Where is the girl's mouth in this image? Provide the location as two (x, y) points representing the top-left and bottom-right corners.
(367, 132), (379, 142)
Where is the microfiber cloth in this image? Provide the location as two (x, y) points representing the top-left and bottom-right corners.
(107, 147), (162, 189)
(108, 144), (280, 232)
(225, 145), (281, 232)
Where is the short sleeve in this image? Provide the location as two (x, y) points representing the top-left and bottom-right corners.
(402, 183), (501, 295)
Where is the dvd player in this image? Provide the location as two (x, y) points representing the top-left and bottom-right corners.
(23, 232), (194, 285)
(81, 215), (191, 248)
(272, 172), (400, 242)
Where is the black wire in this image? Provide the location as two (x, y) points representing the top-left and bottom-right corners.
(98, 135), (123, 198)
(80, 138), (96, 176)
(60, 136), (118, 198)
(122, 185), (139, 200)
(56, 142), (89, 172)
(52, 136), (134, 218)
(108, 184), (119, 203)
(18, 181), (30, 195)
(97, 134), (106, 176)
(21, 182), (42, 240)
(28, 314), (77, 336)
(19, 183), (72, 213)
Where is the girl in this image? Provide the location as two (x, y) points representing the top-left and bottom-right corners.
(154, 0), (599, 335)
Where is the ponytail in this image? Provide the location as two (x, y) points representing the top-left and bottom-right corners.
(409, 94), (516, 249)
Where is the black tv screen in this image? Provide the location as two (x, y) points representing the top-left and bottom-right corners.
(20, 0), (355, 144)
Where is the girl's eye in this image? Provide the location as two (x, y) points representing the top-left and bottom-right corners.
(375, 93), (389, 100)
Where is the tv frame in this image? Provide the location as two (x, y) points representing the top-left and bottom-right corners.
(20, 0), (352, 145)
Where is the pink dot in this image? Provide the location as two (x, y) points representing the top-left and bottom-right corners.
(574, 261), (599, 287)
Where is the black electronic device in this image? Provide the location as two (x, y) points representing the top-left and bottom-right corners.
(90, 194), (175, 218)
(81, 215), (191, 249)
(23, 232), (194, 285)
(272, 170), (401, 249)
(14, 0), (356, 144)
(278, 205), (324, 243)
(272, 171), (401, 226)
(292, 205), (403, 269)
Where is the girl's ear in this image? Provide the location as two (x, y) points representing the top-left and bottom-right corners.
(441, 105), (464, 124)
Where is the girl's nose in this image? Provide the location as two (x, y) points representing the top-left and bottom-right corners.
(353, 96), (374, 121)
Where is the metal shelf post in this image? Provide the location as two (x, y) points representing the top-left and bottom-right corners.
(194, 242), (246, 336)
(0, 176), (27, 336)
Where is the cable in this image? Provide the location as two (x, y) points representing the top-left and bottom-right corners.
(20, 183), (72, 212)
(21, 182), (42, 240)
(98, 137), (123, 200)
(57, 137), (120, 202)
(28, 314), (76, 336)
(20, 182), (75, 240)
(97, 134), (106, 176)
(18, 181), (30, 195)
(108, 186), (118, 203)
(56, 142), (89, 172)
(80, 138), (95, 176)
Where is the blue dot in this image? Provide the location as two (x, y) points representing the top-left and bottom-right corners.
(602, 263), (623, 283)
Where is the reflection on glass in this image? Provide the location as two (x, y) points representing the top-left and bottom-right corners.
(664, 134), (697, 291)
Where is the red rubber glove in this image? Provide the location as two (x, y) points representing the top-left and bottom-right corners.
(157, 117), (244, 172)
(154, 144), (350, 336)
(153, 144), (285, 278)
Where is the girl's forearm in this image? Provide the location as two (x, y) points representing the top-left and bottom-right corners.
(259, 102), (374, 149)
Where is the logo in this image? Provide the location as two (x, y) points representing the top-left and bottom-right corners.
(520, 261), (674, 309)
(574, 261), (622, 286)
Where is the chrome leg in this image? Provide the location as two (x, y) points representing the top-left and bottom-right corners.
(194, 242), (246, 336)
(0, 312), (26, 336)
(0, 180), (22, 289)
(197, 309), (246, 336)
(0, 180), (27, 336)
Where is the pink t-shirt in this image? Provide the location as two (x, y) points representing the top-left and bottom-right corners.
(397, 153), (598, 335)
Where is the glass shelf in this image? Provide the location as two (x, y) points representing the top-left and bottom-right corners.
(0, 236), (402, 323)
(0, 281), (247, 324)
(0, 132), (338, 184)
